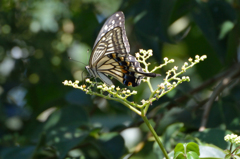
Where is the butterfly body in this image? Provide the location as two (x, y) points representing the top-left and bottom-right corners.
(86, 11), (160, 87)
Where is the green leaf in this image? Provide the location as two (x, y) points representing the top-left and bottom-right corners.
(190, 0), (236, 61)
(174, 142), (200, 158)
(40, 105), (90, 158)
(174, 143), (185, 153)
(133, 141), (157, 159)
(198, 145), (225, 158)
(162, 123), (184, 151)
(43, 105), (89, 131)
(186, 142), (200, 156)
(186, 151), (199, 159)
(49, 128), (89, 159)
(65, 90), (93, 106)
(192, 128), (232, 150)
(233, 155), (240, 159)
(174, 151), (185, 159)
(191, 2), (223, 58)
(0, 146), (35, 159)
(90, 114), (132, 131)
(224, 154), (232, 159)
(233, 154), (240, 159)
(93, 133), (125, 159)
(157, 108), (185, 134)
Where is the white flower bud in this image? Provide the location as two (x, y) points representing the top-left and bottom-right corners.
(97, 85), (103, 89)
(135, 53), (140, 58)
(132, 90), (137, 94)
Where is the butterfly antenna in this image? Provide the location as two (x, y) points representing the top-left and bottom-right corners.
(68, 56), (87, 66)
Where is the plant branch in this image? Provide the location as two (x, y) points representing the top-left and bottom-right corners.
(141, 114), (169, 159)
(199, 63), (240, 131)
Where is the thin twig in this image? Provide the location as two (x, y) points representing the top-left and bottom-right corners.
(199, 64), (240, 131)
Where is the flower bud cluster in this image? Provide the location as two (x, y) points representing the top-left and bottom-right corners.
(224, 134), (240, 145)
(63, 80), (89, 92)
(63, 79), (138, 100)
(135, 49), (154, 64)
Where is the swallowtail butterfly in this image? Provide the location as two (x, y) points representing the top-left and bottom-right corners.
(86, 11), (160, 87)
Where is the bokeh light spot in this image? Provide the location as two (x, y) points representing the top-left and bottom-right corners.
(63, 19), (74, 33)
(168, 16), (190, 36)
(29, 73), (40, 84)
(68, 149), (82, 157)
(120, 127), (142, 150)
(37, 107), (57, 122)
(67, 42), (90, 68)
(2, 24), (11, 34)
(34, 50), (44, 59)
(30, 21), (41, 33)
(0, 57), (15, 76)
(74, 132), (81, 138)
(73, 70), (85, 81)
(61, 33), (73, 45)
(5, 116), (23, 131)
(11, 46), (22, 59)
(56, 42), (66, 52)
(219, 21), (234, 40)
(7, 86), (27, 107)
(51, 56), (61, 66)
(64, 132), (73, 139)
(54, 137), (60, 143)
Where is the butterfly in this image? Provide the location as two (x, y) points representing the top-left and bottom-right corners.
(85, 11), (160, 87)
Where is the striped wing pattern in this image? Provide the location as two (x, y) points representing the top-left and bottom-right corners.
(90, 27), (127, 67)
(92, 12), (130, 54)
(86, 11), (160, 87)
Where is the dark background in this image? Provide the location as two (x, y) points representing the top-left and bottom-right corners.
(0, 0), (240, 158)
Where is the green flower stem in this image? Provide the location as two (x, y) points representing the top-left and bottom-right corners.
(150, 60), (174, 74)
(143, 103), (151, 115)
(147, 77), (154, 93)
(118, 99), (141, 116)
(230, 143), (232, 152)
(108, 90), (138, 107)
(141, 113), (169, 159)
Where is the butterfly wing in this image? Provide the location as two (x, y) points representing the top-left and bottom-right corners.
(89, 26), (128, 85)
(90, 11), (130, 66)
(87, 12), (130, 86)
(86, 11), (160, 87)
(93, 11), (130, 53)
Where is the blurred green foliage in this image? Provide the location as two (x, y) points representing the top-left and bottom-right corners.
(0, 0), (240, 158)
